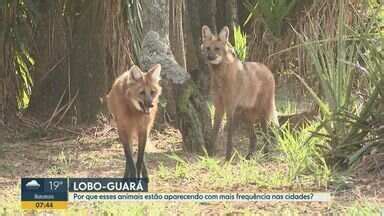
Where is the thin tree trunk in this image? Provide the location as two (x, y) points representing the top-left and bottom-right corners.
(0, 30), (5, 122)
(0, 2), (23, 123)
(169, 0), (186, 69)
(224, 0), (238, 43)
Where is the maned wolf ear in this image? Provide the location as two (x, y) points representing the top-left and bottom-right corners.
(219, 26), (229, 42)
(147, 64), (161, 82)
(202, 25), (213, 41)
(129, 65), (143, 81)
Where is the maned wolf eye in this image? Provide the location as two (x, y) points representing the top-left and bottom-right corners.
(214, 47), (220, 51)
(150, 90), (156, 95)
(206, 47), (211, 51)
(139, 90), (145, 96)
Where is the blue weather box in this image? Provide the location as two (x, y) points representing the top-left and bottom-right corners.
(21, 178), (68, 201)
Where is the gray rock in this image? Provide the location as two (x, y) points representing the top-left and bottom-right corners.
(140, 31), (190, 84)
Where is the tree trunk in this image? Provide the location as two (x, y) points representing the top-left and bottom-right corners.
(0, 1), (25, 123)
(169, 0), (186, 69)
(141, 0), (211, 153)
(103, 0), (133, 88)
(224, 0), (238, 44)
(28, 0), (133, 124)
(200, 0), (217, 33)
(141, 0), (177, 123)
(28, 0), (69, 119)
(68, 0), (106, 123)
(183, 0), (215, 149)
(0, 28), (5, 123)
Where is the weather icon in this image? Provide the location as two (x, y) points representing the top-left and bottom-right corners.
(25, 180), (40, 190)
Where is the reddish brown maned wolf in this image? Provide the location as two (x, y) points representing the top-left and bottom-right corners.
(106, 64), (162, 178)
(201, 25), (278, 160)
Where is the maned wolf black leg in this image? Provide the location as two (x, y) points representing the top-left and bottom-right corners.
(141, 160), (148, 179)
(232, 110), (242, 131)
(136, 131), (148, 178)
(260, 121), (269, 153)
(225, 113), (234, 161)
(119, 130), (136, 178)
(208, 107), (224, 156)
(246, 122), (257, 160)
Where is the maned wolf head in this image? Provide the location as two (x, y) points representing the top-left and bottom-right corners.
(201, 25), (232, 65)
(125, 64), (162, 114)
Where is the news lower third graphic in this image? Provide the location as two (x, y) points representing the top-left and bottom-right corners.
(21, 178), (148, 209)
(69, 178), (148, 192)
(21, 177), (330, 209)
(21, 178), (68, 209)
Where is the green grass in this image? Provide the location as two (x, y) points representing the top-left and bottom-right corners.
(0, 124), (381, 214)
(233, 25), (247, 61)
(343, 202), (381, 216)
(331, 200), (382, 215)
(1, 183), (380, 215)
(1, 197), (381, 215)
(156, 129), (330, 191)
(292, 0), (384, 168)
(275, 122), (331, 184)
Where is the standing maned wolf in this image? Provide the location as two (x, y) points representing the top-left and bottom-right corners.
(106, 64), (162, 178)
(201, 25), (278, 160)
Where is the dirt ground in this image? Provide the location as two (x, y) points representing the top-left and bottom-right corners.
(0, 121), (383, 215)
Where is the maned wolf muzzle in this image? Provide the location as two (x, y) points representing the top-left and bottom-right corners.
(207, 53), (217, 61)
(139, 94), (154, 114)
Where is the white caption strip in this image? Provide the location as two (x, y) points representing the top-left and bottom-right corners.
(69, 192), (331, 202)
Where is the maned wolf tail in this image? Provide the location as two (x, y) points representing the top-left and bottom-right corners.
(271, 102), (280, 127)
(271, 109), (279, 127)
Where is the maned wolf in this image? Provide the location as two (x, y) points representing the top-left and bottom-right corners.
(201, 25), (278, 160)
(106, 64), (162, 178)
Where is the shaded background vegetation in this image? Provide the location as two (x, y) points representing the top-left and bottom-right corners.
(0, 0), (383, 172)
